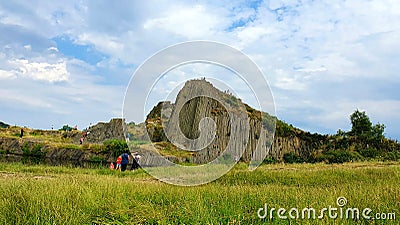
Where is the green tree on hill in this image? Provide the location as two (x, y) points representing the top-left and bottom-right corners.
(350, 109), (385, 140)
(350, 109), (373, 136)
(59, 125), (73, 132)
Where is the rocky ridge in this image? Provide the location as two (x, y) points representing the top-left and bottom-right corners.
(143, 79), (327, 164)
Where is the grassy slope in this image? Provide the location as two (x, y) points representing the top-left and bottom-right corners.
(0, 126), (77, 143)
(0, 161), (399, 224)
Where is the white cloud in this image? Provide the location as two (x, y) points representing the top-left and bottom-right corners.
(23, 44), (31, 51)
(0, 69), (16, 79)
(47, 46), (59, 52)
(8, 59), (69, 82)
(272, 69), (306, 91)
(143, 4), (222, 39)
(236, 26), (271, 47)
(295, 67), (326, 73)
(77, 32), (123, 57)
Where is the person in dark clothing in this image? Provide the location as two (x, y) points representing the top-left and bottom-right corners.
(130, 152), (141, 170)
(120, 152), (130, 172)
(20, 128), (24, 138)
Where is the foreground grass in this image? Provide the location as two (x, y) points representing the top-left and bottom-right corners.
(0, 162), (399, 224)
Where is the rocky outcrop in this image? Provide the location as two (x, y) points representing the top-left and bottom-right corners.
(84, 118), (125, 144)
(143, 79), (326, 163)
(0, 136), (116, 163)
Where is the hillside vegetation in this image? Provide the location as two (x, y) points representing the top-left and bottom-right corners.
(0, 125), (129, 164)
(0, 121), (9, 129)
(275, 110), (400, 164)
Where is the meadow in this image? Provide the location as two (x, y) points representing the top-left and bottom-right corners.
(0, 161), (399, 224)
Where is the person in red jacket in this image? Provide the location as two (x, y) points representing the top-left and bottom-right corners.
(115, 155), (122, 171)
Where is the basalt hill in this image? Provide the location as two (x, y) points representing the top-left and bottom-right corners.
(140, 79), (399, 164)
(1, 79), (399, 165)
(142, 79), (324, 164)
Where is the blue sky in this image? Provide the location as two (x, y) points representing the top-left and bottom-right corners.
(0, 0), (399, 139)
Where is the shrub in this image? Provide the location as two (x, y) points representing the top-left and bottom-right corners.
(263, 157), (278, 164)
(382, 151), (400, 161)
(349, 151), (364, 161)
(59, 125), (73, 131)
(283, 152), (304, 164)
(276, 120), (295, 137)
(359, 148), (379, 158)
(22, 143), (45, 157)
(31, 130), (44, 136)
(89, 155), (106, 163)
(220, 154), (233, 164)
(103, 139), (128, 158)
(322, 149), (353, 164)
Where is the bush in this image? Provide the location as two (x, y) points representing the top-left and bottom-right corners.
(59, 125), (73, 131)
(31, 130), (44, 136)
(359, 148), (379, 158)
(22, 143), (45, 157)
(321, 150), (353, 164)
(221, 154), (233, 164)
(382, 151), (400, 161)
(263, 157), (278, 164)
(283, 153), (304, 164)
(89, 155), (106, 163)
(276, 120), (295, 137)
(103, 139), (128, 158)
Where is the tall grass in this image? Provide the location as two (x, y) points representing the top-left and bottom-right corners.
(0, 162), (399, 224)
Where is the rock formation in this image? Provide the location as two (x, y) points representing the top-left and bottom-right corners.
(143, 79), (327, 164)
(84, 118), (125, 143)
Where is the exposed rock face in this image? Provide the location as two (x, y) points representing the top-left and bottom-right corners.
(144, 79), (326, 163)
(164, 80), (252, 163)
(84, 118), (125, 144)
(0, 136), (111, 162)
(0, 119), (127, 164)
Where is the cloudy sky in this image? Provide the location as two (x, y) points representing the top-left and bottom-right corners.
(0, 0), (399, 139)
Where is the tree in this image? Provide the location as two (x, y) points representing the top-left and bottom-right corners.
(371, 123), (385, 140)
(349, 109), (386, 147)
(59, 124), (73, 131)
(350, 109), (372, 136)
(103, 139), (129, 158)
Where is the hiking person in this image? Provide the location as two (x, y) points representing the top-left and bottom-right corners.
(120, 151), (130, 172)
(20, 128), (24, 138)
(115, 155), (122, 171)
(131, 152), (141, 170)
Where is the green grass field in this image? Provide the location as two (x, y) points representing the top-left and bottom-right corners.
(0, 161), (399, 224)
